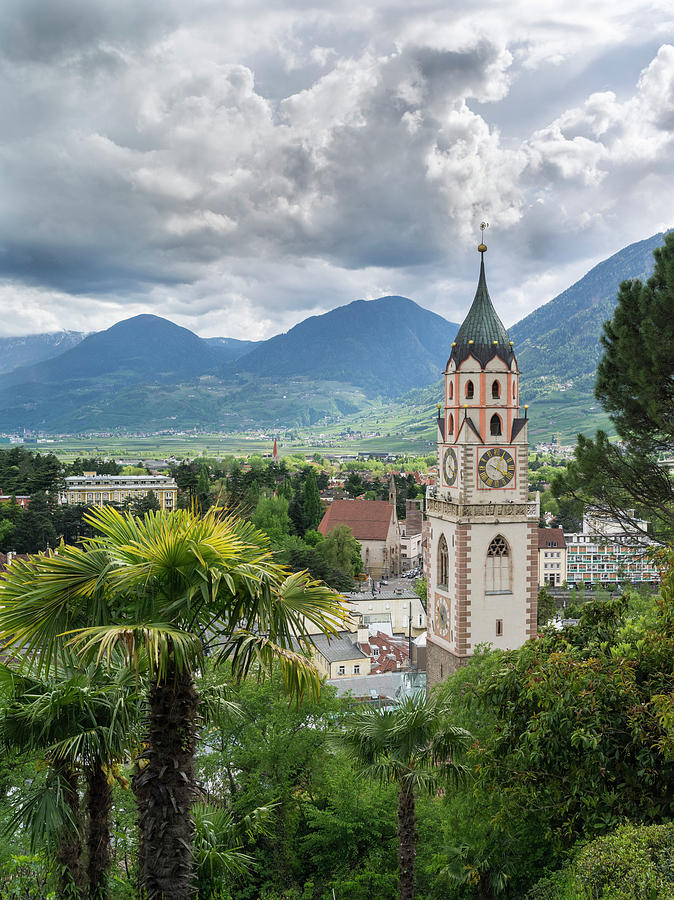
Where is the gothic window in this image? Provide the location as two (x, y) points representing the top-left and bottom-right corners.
(490, 414), (502, 436)
(486, 535), (511, 593)
(491, 380), (500, 398)
(438, 535), (449, 588)
(512, 382), (516, 399)
(448, 382), (453, 399)
(448, 413), (454, 434)
(466, 380), (474, 399)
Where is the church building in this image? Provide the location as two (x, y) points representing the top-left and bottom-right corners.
(426, 240), (539, 689)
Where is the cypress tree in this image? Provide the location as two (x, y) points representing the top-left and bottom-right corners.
(302, 468), (323, 533)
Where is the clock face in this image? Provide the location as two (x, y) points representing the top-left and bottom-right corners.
(436, 598), (449, 636)
(443, 447), (458, 486)
(478, 448), (515, 488)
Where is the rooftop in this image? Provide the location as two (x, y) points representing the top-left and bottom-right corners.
(538, 527), (566, 550)
(309, 631), (370, 664)
(318, 499), (395, 541)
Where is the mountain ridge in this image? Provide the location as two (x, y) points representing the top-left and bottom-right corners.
(0, 230), (666, 439)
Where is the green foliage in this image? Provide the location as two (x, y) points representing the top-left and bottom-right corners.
(0, 447), (62, 495)
(538, 586), (558, 625)
(129, 488), (161, 517)
(414, 577), (427, 609)
(11, 492), (57, 553)
(67, 457), (121, 476)
(0, 852), (55, 899)
(319, 523), (362, 576)
(555, 232), (674, 542)
(252, 495), (292, 544)
(529, 823), (674, 899)
(573, 823), (674, 899)
(475, 587), (674, 871)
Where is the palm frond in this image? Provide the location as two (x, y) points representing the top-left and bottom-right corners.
(65, 623), (204, 681)
(218, 630), (324, 702)
(4, 768), (77, 852)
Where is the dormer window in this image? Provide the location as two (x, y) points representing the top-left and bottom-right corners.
(466, 380), (474, 399)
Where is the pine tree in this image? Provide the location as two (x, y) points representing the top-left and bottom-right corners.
(555, 232), (674, 542)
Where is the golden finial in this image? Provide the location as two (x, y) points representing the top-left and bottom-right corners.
(478, 221), (488, 253)
(468, 339), (474, 345)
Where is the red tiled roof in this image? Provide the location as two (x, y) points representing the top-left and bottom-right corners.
(538, 527), (566, 550)
(362, 630), (410, 674)
(318, 500), (395, 541)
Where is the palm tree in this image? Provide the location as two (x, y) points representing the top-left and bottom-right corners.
(0, 505), (347, 899)
(340, 691), (471, 900)
(0, 658), (139, 899)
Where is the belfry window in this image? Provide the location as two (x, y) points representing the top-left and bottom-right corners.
(448, 382), (453, 400)
(448, 413), (454, 434)
(512, 382), (516, 399)
(438, 535), (449, 588)
(486, 535), (511, 593)
(466, 380), (474, 399)
(491, 380), (500, 399)
(490, 414), (502, 436)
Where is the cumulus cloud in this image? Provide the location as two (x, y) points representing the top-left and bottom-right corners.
(0, 0), (672, 337)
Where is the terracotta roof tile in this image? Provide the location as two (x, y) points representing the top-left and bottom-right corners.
(538, 528), (566, 550)
(318, 500), (395, 541)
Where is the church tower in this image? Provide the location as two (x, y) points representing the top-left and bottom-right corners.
(426, 238), (539, 687)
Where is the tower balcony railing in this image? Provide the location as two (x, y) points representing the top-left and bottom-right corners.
(427, 496), (539, 520)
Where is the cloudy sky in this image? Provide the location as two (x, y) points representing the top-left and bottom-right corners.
(0, 0), (673, 340)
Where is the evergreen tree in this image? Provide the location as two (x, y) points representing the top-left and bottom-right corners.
(131, 490), (161, 518)
(555, 232), (674, 542)
(12, 492), (57, 553)
(196, 464), (212, 511)
(302, 468), (323, 533)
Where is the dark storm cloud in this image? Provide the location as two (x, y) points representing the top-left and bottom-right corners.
(0, 0), (672, 337)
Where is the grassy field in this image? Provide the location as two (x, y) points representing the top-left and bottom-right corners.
(31, 432), (434, 461)
(25, 382), (612, 462)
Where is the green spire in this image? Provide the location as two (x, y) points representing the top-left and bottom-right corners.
(449, 247), (514, 369)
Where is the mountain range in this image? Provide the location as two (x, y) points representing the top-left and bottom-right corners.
(0, 231), (665, 439)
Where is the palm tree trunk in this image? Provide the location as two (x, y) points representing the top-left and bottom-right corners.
(56, 764), (86, 899)
(86, 763), (112, 899)
(134, 660), (199, 900)
(397, 782), (417, 900)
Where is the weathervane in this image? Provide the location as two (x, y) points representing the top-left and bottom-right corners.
(478, 221), (488, 253)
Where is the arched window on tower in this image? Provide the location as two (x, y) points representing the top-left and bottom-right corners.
(490, 414), (502, 436)
(485, 535), (511, 593)
(438, 535), (449, 588)
(512, 382), (516, 399)
(465, 380), (474, 399)
(448, 382), (453, 400)
(491, 380), (500, 399)
(448, 413), (454, 434)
